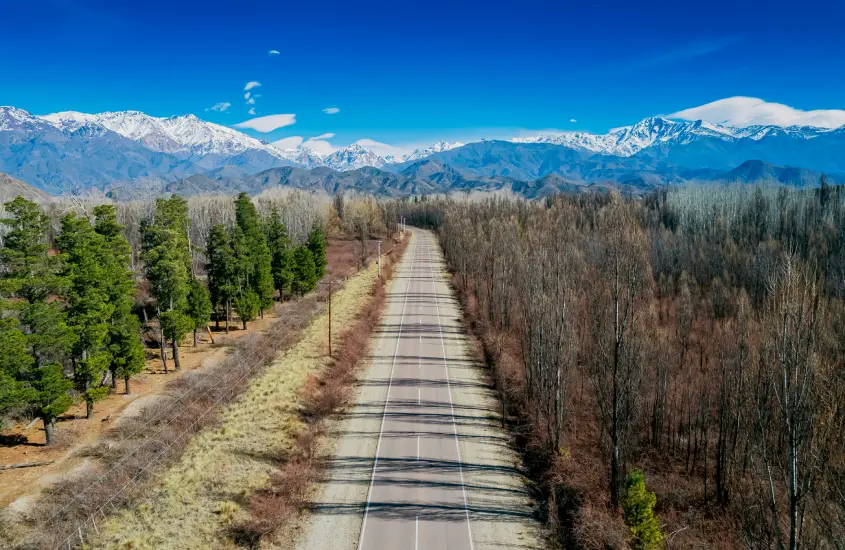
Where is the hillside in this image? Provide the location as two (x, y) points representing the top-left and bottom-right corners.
(0, 172), (49, 202)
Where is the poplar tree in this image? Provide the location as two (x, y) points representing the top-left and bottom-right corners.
(306, 223), (327, 279)
(142, 195), (191, 372)
(56, 213), (113, 419)
(266, 208), (293, 300)
(93, 205), (145, 393)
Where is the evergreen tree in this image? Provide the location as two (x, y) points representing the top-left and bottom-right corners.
(56, 213), (113, 419)
(206, 224), (237, 333)
(29, 363), (73, 445)
(266, 209), (293, 300)
(234, 193), (274, 316)
(306, 223), (328, 279)
(142, 195), (191, 372)
(0, 318), (36, 417)
(233, 288), (260, 330)
(291, 246), (317, 296)
(0, 197), (62, 301)
(621, 470), (664, 550)
(0, 198), (73, 442)
(93, 205), (145, 392)
(186, 278), (212, 346)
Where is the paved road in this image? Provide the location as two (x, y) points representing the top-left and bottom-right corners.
(293, 230), (542, 550)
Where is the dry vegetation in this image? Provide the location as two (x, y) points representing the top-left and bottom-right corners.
(394, 185), (845, 549)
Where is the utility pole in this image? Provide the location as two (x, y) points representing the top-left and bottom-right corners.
(377, 240), (382, 280)
(318, 280), (335, 357)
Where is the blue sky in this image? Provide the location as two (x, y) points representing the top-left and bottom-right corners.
(1, 0), (843, 151)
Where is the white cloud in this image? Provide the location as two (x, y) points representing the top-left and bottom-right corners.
(244, 81), (261, 91)
(234, 113), (296, 132)
(311, 132), (335, 140)
(272, 136), (304, 150)
(354, 138), (409, 158)
(670, 96), (845, 128)
(248, 107), (256, 115)
(207, 102), (231, 112)
(244, 92), (251, 100)
(302, 138), (335, 156)
(247, 97), (255, 105)
(323, 107), (340, 115)
(569, 118), (577, 123)
(268, 49), (280, 56)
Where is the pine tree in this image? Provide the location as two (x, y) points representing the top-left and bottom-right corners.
(621, 470), (664, 550)
(291, 246), (317, 296)
(233, 288), (260, 330)
(93, 205), (145, 392)
(0, 197), (61, 302)
(266, 208), (293, 300)
(186, 278), (212, 346)
(56, 213), (113, 419)
(142, 195), (191, 372)
(30, 363), (73, 445)
(0, 318), (36, 417)
(206, 224), (237, 333)
(234, 193), (274, 316)
(306, 223), (328, 280)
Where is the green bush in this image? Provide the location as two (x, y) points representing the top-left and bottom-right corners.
(621, 470), (664, 550)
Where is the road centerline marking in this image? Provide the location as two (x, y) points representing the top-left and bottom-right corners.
(356, 233), (417, 550)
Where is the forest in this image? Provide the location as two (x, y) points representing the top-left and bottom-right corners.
(393, 182), (845, 549)
(0, 190), (336, 445)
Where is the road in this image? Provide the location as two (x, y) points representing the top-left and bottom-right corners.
(293, 229), (542, 550)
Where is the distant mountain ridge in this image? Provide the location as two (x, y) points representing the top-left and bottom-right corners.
(1, 105), (844, 196)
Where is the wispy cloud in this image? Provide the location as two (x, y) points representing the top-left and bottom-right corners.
(244, 92), (251, 100)
(246, 97), (255, 105)
(613, 37), (740, 75)
(248, 107), (256, 115)
(268, 49), (280, 56)
(311, 132), (335, 140)
(272, 136), (303, 150)
(323, 107), (340, 115)
(234, 113), (296, 132)
(205, 102), (231, 113)
(244, 81), (261, 91)
(569, 118), (577, 123)
(670, 96), (845, 128)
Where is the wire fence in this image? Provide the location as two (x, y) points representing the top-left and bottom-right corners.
(7, 255), (372, 550)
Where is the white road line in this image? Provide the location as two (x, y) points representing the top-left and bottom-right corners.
(357, 234), (416, 550)
(426, 235), (476, 550)
(415, 515), (419, 550)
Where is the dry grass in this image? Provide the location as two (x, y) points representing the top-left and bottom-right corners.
(85, 262), (381, 549)
(242, 235), (407, 546)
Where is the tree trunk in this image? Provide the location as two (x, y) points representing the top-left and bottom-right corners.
(215, 306), (220, 330)
(86, 398), (94, 419)
(242, 319), (247, 330)
(225, 300), (230, 334)
(172, 337), (181, 371)
(193, 328), (198, 347)
(110, 367), (117, 389)
(43, 417), (56, 445)
(160, 327), (169, 373)
(124, 376), (131, 395)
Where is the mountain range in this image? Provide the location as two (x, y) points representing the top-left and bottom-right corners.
(1, 105), (843, 197)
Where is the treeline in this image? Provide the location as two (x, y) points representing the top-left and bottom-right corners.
(0, 191), (327, 445)
(392, 184), (845, 549)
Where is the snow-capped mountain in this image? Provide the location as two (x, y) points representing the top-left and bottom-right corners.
(323, 144), (388, 171)
(403, 141), (465, 163)
(42, 110), (288, 159)
(513, 116), (842, 157)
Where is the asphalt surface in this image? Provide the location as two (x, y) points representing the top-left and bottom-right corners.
(293, 229), (542, 550)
